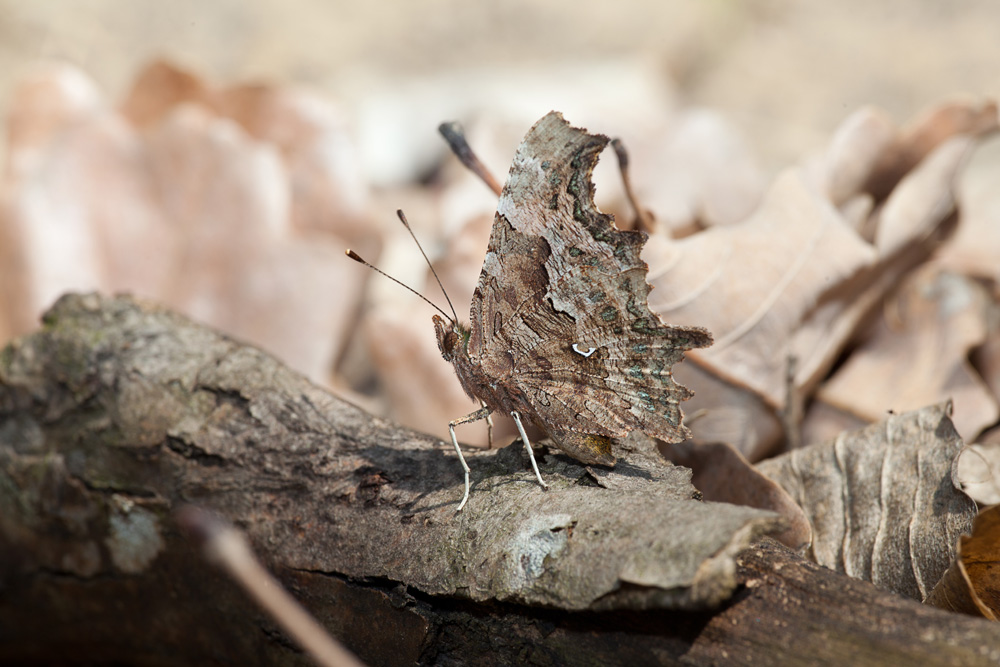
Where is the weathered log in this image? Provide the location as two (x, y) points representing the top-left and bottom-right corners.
(1, 293), (998, 666)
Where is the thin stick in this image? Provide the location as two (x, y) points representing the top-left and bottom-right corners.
(780, 354), (803, 451)
(611, 138), (656, 234)
(438, 121), (503, 196)
(176, 506), (365, 667)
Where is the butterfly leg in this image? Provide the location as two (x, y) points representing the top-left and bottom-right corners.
(449, 405), (492, 511)
(510, 411), (550, 491)
(483, 402), (495, 449)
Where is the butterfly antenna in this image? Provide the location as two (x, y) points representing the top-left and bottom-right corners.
(345, 249), (453, 322)
(394, 210), (460, 323)
(611, 137), (656, 234)
(438, 121), (503, 196)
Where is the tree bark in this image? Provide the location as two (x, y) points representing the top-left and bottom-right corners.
(1, 293), (997, 666)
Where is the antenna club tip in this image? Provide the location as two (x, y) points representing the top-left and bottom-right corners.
(345, 249), (363, 262)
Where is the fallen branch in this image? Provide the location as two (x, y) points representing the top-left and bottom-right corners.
(0, 293), (997, 665)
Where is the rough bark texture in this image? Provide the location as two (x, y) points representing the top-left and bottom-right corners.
(1, 293), (999, 666)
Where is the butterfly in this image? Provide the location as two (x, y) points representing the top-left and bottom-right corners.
(432, 112), (712, 510)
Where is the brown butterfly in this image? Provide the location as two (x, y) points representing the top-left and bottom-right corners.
(432, 112), (712, 509)
(351, 112), (711, 510)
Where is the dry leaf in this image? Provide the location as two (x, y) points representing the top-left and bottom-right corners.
(956, 442), (1000, 506)
(0, 61), (368, 386)
(925, 504), (1000, 619)
(644, 100), (996, 460)
(660, 439), (811, 551)
(645, 169), (875, 459)
(864, 100), (998, 201)
(938, 135), (1000, 284)
(757, 403), (976, 600)
(873, 135), (977, 256)
(142, 105), (362, 382)
(119, 59), (210, 129)
(649, 168), (875, 408)
(632, 109), (765, 233)
(809, 106), (896, 208)
(973, 332), (1000, 423)
(670, 361), (784, 459)
(122, 60), (370, 238)
(4, 63), (104, 183)
(807, 266), (997, 443)
(799, 400), (867, 453)
(2, 67), (173, 332)
(790, 122), (993, 397)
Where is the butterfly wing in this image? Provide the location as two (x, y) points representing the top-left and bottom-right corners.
(468, 112), (711, 447)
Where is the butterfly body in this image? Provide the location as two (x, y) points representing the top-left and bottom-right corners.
(435, 313), (617, 466)
(435, 112), (712, 485)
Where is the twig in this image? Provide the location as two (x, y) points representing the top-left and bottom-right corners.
(611, 138), (656, 234)
(438, 121), (503, 196)
(177, 506), (365, 667)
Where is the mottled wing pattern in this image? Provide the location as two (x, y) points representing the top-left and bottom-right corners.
(469, 112), (711, 443)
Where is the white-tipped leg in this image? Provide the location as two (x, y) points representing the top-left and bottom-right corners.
(448, 422), (472, 511)
(448, 405), (493, 511)
(511, 410), (549, 491)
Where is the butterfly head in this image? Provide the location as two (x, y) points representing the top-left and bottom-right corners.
(433, 314), (470, 363)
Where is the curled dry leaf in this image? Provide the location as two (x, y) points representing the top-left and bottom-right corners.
(0, 61), (368, 386)
(810, 105), (896, 209)
(646, 100), (996, 460)
(632, 109), (765, 233)
(956, 442), (1000, 506)
(756, 403), (976, 601)
(938, 134), (1000, 284)
(863, 99), (999, 201)
(122, 59), (370, 239)
(973, 333), (1000, 430)
(873, 134), (977, 256)
(670, 360), (784, 460)
(805, 266), (998, 444)
(925, 504), (1000, 619)
(659, 439), (811, 551)
(645, 169), (875, 458)
(788, 130), (987, 401)
(648, 168), (875, 405)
